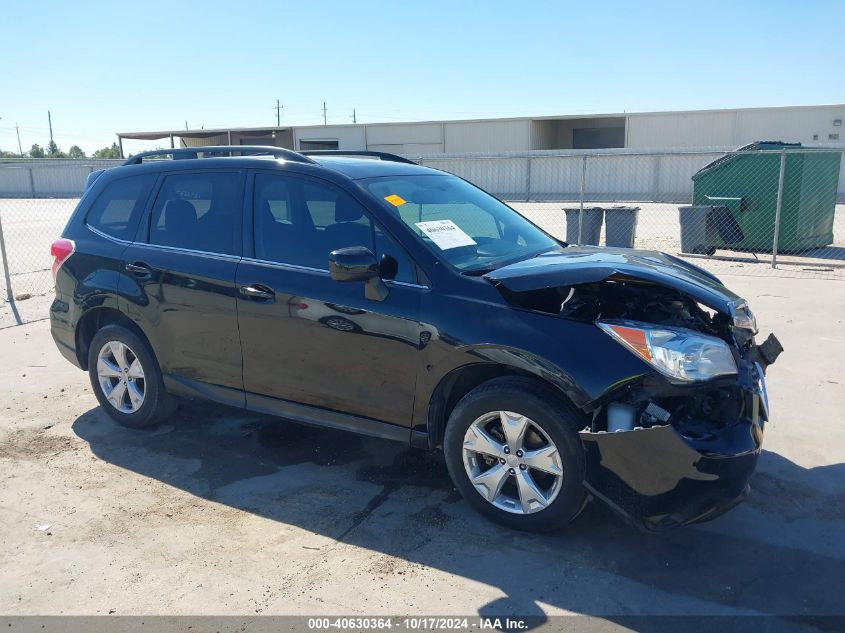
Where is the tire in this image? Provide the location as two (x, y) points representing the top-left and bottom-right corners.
(87, 323), (174, 429)
(443, 376), (588, 532)
(319, 315), (363, 334)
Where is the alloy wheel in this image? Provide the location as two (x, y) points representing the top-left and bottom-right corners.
(462, 411), (563, 514)
(96, 341), (146, 414)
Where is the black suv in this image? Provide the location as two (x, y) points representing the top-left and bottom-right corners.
(50, 146), (782, 532)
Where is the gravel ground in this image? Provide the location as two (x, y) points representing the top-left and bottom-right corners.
(0, 274), (843, 620)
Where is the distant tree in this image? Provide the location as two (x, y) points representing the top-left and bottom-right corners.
(67, 145), (86, 159)
(0, 149), (21, 158)
(92, 142), (121, 159)
(47, 140), (67, 158)
(29, 144), (46, 158)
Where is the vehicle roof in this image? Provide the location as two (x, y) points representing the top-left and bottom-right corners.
(106, 154), (440, 181)
(308, 156), (438, 179)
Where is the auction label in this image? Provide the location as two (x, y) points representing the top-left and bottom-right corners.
(414, 220), (476, 250)
(307, 616), (530, 630)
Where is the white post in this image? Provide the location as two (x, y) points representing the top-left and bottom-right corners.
(578, 155), (587, 244)
(0, 211), (15, 304)
(771, 151), (786, 268)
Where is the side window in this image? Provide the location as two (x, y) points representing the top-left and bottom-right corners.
(148, 172), (242, 255)
(374, 224), (416, 284)
(85, 174), (155, 241)
(253, 174), (373, 270)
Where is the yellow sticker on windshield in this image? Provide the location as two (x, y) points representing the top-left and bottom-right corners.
(384, 194), (406, 206)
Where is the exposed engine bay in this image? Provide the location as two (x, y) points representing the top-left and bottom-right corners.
(497, 275), (782, 437)
(483, 247), (784, 530)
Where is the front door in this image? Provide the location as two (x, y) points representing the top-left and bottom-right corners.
(120, 170), (245, 394)
(236, 171), (424, 427)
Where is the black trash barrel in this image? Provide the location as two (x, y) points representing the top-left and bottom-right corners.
(564, 207), (603, 245)
(605, 206), (640, 248)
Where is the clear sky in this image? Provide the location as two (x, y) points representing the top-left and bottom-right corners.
(2, 0), (843, 155)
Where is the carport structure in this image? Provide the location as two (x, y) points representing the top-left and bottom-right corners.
(115, 126), (295, 157)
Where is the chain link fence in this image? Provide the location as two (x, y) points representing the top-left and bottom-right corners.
(1, 146), (843, 325)
(415, 145), (845, 280)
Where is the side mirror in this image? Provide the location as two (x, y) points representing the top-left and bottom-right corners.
(328, 246), (388, 301)
(329, 246), (378, 282)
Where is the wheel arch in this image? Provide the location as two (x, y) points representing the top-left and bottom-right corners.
(75, 306), (153, 370)
(425, 361), (584, 451)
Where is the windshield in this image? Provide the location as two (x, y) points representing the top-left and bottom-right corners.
(361, 174), (561, 272)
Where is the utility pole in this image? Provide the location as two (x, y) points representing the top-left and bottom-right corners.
(185, 120), (189, 130)
(15, 123), (23, 156)
(275, 99), (283, 126)
(352, 108), (357, 124)
(322, 102), (327, 125)
(48, 110), (54, 150)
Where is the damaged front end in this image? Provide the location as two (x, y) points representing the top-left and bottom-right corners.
(486, 247), (784, 530)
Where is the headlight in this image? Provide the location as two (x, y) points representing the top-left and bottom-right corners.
(598, 321), (737, 382)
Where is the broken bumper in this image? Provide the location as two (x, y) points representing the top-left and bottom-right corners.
(580, 367), (767, 532)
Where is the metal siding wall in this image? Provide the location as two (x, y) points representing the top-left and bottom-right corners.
(0, 159), (123, 197)
(627, 112), (738, 148)
(626, 106), (845, 149)
(183, 135), (229, 147)
(367, 143), (444, 154)
(413, 149), (732, 202)
(444, 120), (531, 153)
(294, 126), (366, 150)
(736, 106), (845, 145)
(366, 124), (443, 146)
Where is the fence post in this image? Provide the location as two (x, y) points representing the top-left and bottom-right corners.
(0, 210), (14, 305)
(771, 150), (786, 268)
(28, 168), (36, 198)
(577, 155), (587, 244)
(525, 157), (532, 202)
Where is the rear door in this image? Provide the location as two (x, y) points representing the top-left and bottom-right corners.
(236, 170), (425, 428)
(120, 170), (246, 398)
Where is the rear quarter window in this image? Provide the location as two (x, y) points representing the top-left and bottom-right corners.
(85, 174), (156, 241)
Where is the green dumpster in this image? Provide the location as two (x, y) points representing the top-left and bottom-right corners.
(691, 141), (841, 252)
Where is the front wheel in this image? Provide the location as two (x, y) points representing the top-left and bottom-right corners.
(87, 324), (174, 428)
(443, 377), (588, 532)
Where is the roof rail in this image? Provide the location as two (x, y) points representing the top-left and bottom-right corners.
(122, 145), (317, 166)
(299, 150), (417, 165)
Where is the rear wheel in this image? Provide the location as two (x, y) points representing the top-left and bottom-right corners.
(87, 324), (173, 428)
(443, 377), (587, 531)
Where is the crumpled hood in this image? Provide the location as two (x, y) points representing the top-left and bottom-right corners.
(484, 246), (742, 314)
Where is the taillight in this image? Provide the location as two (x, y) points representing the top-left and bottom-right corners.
(50, 238), (75, 281)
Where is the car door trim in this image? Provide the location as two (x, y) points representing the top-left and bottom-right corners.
(163, 373), (412, 444)
(240, 256), (329, 275)
(246, 392), (411, 443)
(127, 241), (243, 263)
(163, 374), (246, 408)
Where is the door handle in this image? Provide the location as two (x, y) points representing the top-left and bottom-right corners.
(239, 284), (275, 302)
(125, 262), (152, 276)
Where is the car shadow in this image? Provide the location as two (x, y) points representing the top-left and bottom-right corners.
(71, 402), (845, 626)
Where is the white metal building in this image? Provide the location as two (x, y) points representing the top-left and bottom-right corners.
(117, 104), (844, 156)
